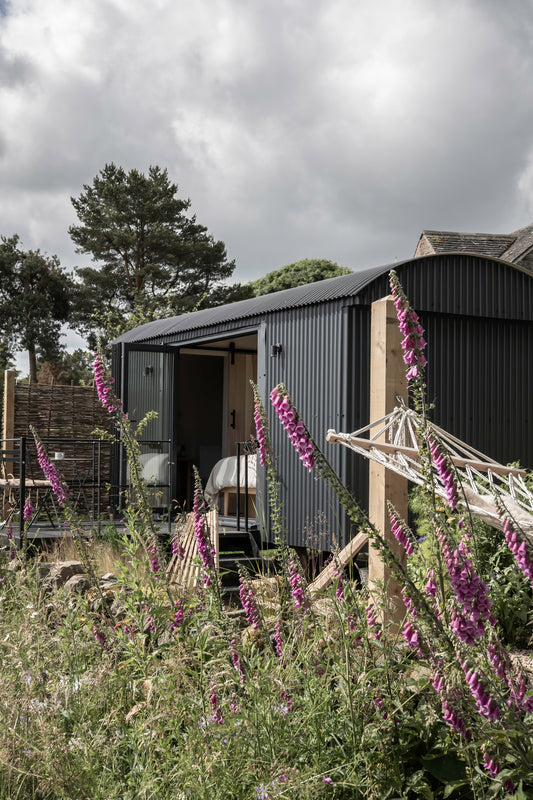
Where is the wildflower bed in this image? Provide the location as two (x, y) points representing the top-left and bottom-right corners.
(0, 274), (532, 799)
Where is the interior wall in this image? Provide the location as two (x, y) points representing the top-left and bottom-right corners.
(176, 353), (225, 486)
(226, 352), (258, 456)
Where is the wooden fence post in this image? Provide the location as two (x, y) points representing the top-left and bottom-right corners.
(2, 370), (16, 519)
(3, 370), (15, 442)
(368, 297), (408, 626)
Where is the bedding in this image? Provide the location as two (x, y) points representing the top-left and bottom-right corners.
(205, 455), (257, 504)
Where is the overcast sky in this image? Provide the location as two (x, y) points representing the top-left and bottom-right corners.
(2, 0), (533, 366)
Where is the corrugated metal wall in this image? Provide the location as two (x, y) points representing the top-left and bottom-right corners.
(359, 254), (533, 319)
(422, 313), (532, 468)
(263, 301), (350, 548)
(111, 253), (533, 550)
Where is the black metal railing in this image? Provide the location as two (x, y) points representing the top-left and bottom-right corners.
(235, 441), (256, 532)
(0, 436), (173, 544)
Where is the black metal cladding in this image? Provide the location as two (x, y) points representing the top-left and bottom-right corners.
(265, 301), (349, 549)
(112, 253), (533, 551)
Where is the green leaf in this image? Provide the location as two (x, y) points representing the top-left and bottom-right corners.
(421, 754), (467, 784)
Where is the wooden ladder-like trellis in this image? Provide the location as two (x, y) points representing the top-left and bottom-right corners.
(307, 403), (533, 595)
(166, 509), (219, 588)
(326, 401), (533, 536)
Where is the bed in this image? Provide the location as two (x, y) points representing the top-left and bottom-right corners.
(205, 455), (257, 515)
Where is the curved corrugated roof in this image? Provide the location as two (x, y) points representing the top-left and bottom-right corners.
(113, 261), (392, 343)
(113, 252), (531, 344)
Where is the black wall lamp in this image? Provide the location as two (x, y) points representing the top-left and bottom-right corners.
(270, 343), (282, 358)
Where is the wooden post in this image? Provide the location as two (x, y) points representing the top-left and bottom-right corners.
(368, 297), (408, 626)
(2, 370), (15, 519)
(3, 370), (15, 442)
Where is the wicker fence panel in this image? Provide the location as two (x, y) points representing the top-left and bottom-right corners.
(11, 381), (112, 512)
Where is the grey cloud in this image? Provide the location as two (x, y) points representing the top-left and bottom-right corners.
(3, 0), (533, 292)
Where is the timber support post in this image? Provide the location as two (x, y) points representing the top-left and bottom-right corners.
(3, 370), (15, 442)
(368, 296), (408, 626)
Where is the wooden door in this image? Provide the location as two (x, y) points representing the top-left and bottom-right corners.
(227, 353), (257, 456)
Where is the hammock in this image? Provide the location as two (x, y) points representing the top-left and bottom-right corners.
(326, 400), (533, 536)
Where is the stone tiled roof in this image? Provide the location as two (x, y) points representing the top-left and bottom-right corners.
(416, 230), (515, 258)
(500, 222), (533, 262)
(415, 223), (533, 266)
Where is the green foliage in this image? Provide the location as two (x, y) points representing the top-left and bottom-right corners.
(69, 164), (237, 347)
(409, 488), (533, 648)
(58, 348), (94, 385)
(0, 234), (72, 381)
(246, 258), (352, 296)
(2, 287), (533, 798)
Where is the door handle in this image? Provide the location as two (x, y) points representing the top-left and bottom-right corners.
(230, 410), (236, 429)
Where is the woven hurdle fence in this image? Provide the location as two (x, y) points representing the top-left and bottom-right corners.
(2, 371), (112, 505)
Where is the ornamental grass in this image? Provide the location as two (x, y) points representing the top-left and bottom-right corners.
(0, 282), (532, 798)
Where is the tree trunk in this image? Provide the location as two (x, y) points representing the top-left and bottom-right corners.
(28, 348), (37, 383)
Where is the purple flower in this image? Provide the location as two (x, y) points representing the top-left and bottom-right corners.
(23, 499), (33, 522)
(501, 514), (533, 588)
(322, 776), (333, 784)
(253, 401), (270, 467)
(389, 271), (427, 380)
(436, 527), (494, 644)
(462, 662), (500, 721)
(210, 691), (223, 725)
(288, 559), (308, 610)
(148, 537), (159, 575)
(441, 700), (471, 739)
(424, 570), (437, 598)
(172, 600), (184, 630)
(432, 669), (471, 738)
(388, 506), (414, 556)
(402, 620), (419, 650)
(333, 566), (345, 601)
(93, 624), (105, 647)
(193, 485), (215, 578)
(93, 352), (122, 414)
(270, 385), (315, 472)
(366, 604), (382, 641)
(482, 749), (500, 779)
(400, 586), (419, 617)
(274, 619), (284, 663)
(239, 576), (260, 630)
(35, 440), (67, 505)
(427, 435), (457, 511)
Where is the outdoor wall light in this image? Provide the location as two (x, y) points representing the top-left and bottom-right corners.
(270, 344), (282, 358)
(144, 365), (154, 377)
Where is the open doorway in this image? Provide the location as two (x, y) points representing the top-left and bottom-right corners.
(174, 333), (258, 511)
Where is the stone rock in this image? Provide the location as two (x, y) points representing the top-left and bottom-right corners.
(109, 599), (127, 621)
(63, 574), (91, 595)
(38, 562), (54, 580)
(47, 561), (85, 589)
(100, 573), (118, 584)
(157, 621), (175, 647)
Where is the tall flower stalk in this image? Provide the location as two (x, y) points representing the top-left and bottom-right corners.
(256, 270), (533, 791)
(389, 269), (427, 382)
(251, 382), (286, 546)
(192, 467), (216, 587)
(91, 346), (169, 589)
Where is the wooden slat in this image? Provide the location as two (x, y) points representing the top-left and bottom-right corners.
(326, 433), (526, 477)
(309, 531), (368, 594)
(167, 508), (219, 588)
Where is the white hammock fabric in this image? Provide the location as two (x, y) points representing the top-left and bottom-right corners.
(326, 402), (533, 535)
